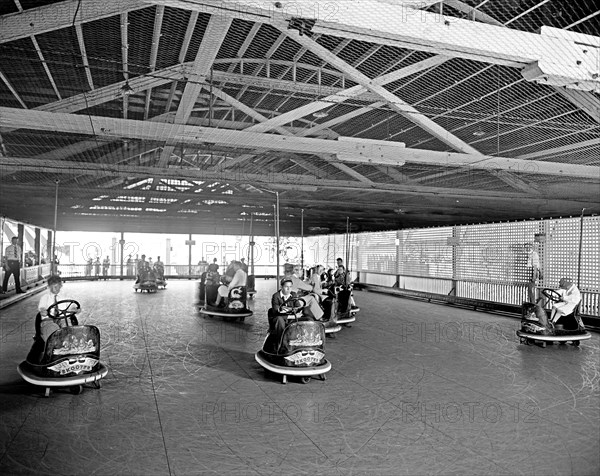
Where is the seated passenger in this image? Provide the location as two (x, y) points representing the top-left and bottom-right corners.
(550, 277), (581, 324)
(207, 258), (219, 273)
(334, 264), (350, 286)
(333, 260), (358, 310)
(154, 256), (165, 280)
(228, 260), (247, 291)
(205, 268), (220, 286)
(136, 254), (150, 283)
(36, 275), (80, 342)
(267, 279), (301, 352)
(283, 263), (324, 320)
(213, 276), (232, 308)
(308, 265), (329, 297)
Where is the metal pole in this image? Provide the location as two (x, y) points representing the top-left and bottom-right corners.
(577, 208), (586, 287)
(345, 216), (350, 268)
(276, 191), (280, 286)
(0, 215), (4, 269)
(120, 232), (125, 280)
(249, 213), (255, 276)
(52, 180), (59, 275)
(300, 209), (304, 274)
(188, 233), (193, 277)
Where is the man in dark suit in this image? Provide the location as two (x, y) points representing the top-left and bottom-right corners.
(266, 279), (299, 353)
(2, 236), (24, 294)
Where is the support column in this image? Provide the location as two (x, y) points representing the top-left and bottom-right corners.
(34, 228), (40, 265)
(119, 232), (125, 280)
(451, 226), (459, 297)
(186, 234), (195, 279)
(46, 230), (52, 265)
(17, 223), (24, 266)
(394, 230), (400, 288)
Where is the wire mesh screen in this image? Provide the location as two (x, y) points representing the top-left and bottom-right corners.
(357, 231), (397, 274)
(544, 216), (600, 292)
(398, 227), (454, 279)
(350, 216), (599, 313)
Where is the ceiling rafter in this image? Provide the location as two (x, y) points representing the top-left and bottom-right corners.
(156, 14), (232, 168)
(74, 23), (94, 91)
(5, 156), (586, 203)
(2, 106), (597, 180)
(278, 26), (486, 160)
(144, 5), (165, 120)
(209, 84), (370, 181)
(0, 69), (27, 108)
(0, 0), (148, 44)
(120, 12), (130, 119)
(164, 11), (199, 114)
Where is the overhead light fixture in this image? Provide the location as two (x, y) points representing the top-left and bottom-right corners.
(120, 81), (134, 97)
(473, 127), (485, 137)
(312, 110), (329, 118)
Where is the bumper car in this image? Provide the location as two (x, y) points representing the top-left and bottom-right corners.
(133, 270), (158, 293)
(197, 276), (207, 308)
(155, 265), (167, 289)
(335, 284), (359, 326)
(17, 299), (108, 397)
(199, 285), (253, 321)
(255, 299), (332, 384)
(516, 289), (591, 348)
(319, 293), (342, 336)
(247, 275), (256, 299)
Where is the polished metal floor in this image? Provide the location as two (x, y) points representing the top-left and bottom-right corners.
(1, 280), (598, 475)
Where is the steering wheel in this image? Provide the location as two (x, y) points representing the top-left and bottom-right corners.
(46, 299), (81, 326)
(280, 298), (306, 315)
(542, 288), (562, 303)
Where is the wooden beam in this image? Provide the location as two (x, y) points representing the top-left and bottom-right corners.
(157, 14), (232, 167)
(3, 156), (597, 205)
(0, 69), (27, 108)
(74, 23), (94, 91)
(2, 107), (599, 179)
(31, 35), (61, 100)
(517, 138), (600, 161)
(143, 0), (599, 91)
(244, 55), (448, 134)
(0, 0), (147, 44)
(280, 28), (483, 155)
(164, 11), (199, 113)
(120, 12), (129, 119)
(144, 5), (165, 120)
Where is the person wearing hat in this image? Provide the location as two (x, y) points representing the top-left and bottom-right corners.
(283, 263), (324, 320)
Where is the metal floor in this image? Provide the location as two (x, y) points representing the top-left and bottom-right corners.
(1, 279), (598, 476)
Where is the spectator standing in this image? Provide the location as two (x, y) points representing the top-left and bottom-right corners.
(2, 237), (24, 294)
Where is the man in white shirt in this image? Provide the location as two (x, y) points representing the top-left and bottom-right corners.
(228, 261), (247, 291)
(551, 278), (581, 323)
(2, 236), (24, 294)
(37, 275), (80, 341)
(283, 263), (324, 320)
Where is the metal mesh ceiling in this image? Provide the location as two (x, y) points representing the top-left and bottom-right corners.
(0, 0), (598, 236)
